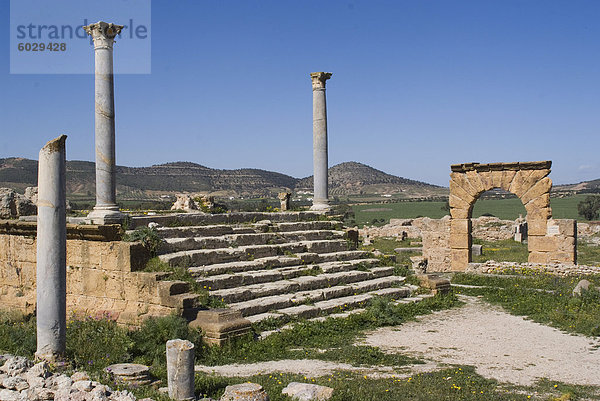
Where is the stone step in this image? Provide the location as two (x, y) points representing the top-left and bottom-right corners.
(315, 250), (371, 262)
(130, 211), (331, 230)
(245, 283), (412, 323)
(261, 221), (343, 232)
(155, 225), (235, 239)
(193, 258), (381, 290)
(159, 240), (349, 267)
(159, 230), (345, 254)
(228, 274), (404, 316)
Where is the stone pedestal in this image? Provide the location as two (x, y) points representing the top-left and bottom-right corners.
(84, 21), (125, 225)
(166, 340), (195, 401)
(35, 135), (67, 362)
(188, 309), (251, 346)
(310, 72), (332, 211)
(278, 192), (291, 211)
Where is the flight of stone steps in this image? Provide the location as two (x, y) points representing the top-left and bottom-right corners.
(142, 212), (415, 324)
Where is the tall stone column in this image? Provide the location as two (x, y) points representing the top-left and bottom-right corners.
(36, 135), (67, 362)
(84, 21), (125, 224)
(310, 72), (332, 211)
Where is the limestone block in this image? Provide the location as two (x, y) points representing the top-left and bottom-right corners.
(528, 251), (550, 264)
(103, 271), (125, 299)
(450, 173), (479, 198)
(66, 266), (84, 295)
(282, 382), (334, 401)
(500, 170), (517, 192)
(451, 248), (470, 271)
(449, 194), (470, 210)
(527, 218), (548, 236)
(449, 233), (471, 249)
(526, 206), (551, 221)
(491, 170), (503, 189)
(81, 268), (107, 297)
(450, 219), (471, 234)
(478, 171), (494, 191)
(528, 236), (557, 253)
(524, 193), (550, 211)
(508, 170), (533, 197)
(465, 171), (485, 195)
(521, 177), (552, 205)
(555, 219), (576, 237)
(449, 179), (475, 204)
(522, 169), (550, 192)
(450, 207), (469, 219)
(189, 309), (252, 346)
(550, 251), (576, 264)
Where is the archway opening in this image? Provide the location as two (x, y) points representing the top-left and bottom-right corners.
(470, 189), (528, 263)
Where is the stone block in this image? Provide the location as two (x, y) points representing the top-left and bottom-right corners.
(527, 218), (548, 236)
(471, 244), (483, 256)
(528, 251), (550, 264)
(500, 170), (517, 192)
(449, 194), (470, 210)
(478, 171), (494, 191)
(521, 177), (552, 205)
(465, 171), (485, 194)
(549, 251), (576, 264)
(81, 268), (107, 297)
(526, 206), (551, 221)
(491, 170), (503, 189)
(509, 170), (531, 197)
(417, 274), (451, 295)
(449, 233), (471, 249)
(450, 207), (469, 219)
(528, 236), (557, 253)
(523, 193), (550, 211)
(450, 219), (471, 234)
(451, 248), (470, 271)
(450, 173), (479, 198)
(555, 219), (576, 237)
(189, 309), (252, 346)
(282, 382), (334, 401)
(449, 179), (476, 204)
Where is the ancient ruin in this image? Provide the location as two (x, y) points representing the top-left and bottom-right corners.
(310, 72), (332, 211)
(449, 161), (576, 271)
(84, 21), (125, 224)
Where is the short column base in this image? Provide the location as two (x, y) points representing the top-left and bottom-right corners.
(87, 205), (125, 225)
(310, 201), (331, 212)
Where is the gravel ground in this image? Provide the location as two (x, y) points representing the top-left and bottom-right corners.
(196, 296), (600, 387)
(363, 295), (600, 386)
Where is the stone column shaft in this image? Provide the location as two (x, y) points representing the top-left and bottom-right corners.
(85, 21), (125, 224)
(310, 72), (332, 211)
(36, 135), (67, 361)
(166, 339), (195, 401)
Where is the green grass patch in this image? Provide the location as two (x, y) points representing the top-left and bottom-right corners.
(193, 366), (598, 401)
(453, 272), (600, 336)
(577, 241), (600, 266)
(472, 239), (529, 263)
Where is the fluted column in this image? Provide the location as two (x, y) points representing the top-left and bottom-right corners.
(310, 71), (332, 211)
(84, 21), (125, 224)
(36, 135), (67, 362)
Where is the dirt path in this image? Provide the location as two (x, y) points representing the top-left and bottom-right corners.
(196, 296), (600, 386)
(363, 296), (600, 386)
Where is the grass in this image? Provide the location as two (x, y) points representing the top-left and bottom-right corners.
(353, 195), (591, 227)
(453, 271), (600, 337)
(471, 238), (529, 263)
(577, 240), (600, 266)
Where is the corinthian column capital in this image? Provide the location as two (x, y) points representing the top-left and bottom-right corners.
(310, 72), (332, 90)
(84, 21), (123, 50)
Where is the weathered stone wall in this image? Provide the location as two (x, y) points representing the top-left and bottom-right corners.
(420, 217), (451, 272)
(0, 221), (196, 326)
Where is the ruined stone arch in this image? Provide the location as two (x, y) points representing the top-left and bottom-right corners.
(448, 161), (575, 271)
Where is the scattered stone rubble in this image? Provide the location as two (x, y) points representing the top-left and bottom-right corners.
(0, 188), (36, 219)
(0, 355), (148, 401)
(466, 261), (600, 276)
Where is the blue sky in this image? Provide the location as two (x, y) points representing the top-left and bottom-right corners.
(1, 0), (599, 186)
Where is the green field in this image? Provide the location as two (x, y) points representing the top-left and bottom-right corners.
(353, 195), (590, 226)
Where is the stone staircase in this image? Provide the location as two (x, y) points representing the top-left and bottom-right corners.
(144, 212), (414, 324)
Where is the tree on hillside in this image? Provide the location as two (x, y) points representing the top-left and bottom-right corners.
(577, 195), (600, 220)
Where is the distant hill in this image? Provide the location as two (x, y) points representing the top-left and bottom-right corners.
(0, 158), (444, 199)
(295, 162), (443, 196)
(554, 179), (600, 194)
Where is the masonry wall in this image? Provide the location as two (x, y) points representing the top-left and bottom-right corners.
(0, 221), (197, 326)
(420, 217), (451, 272)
